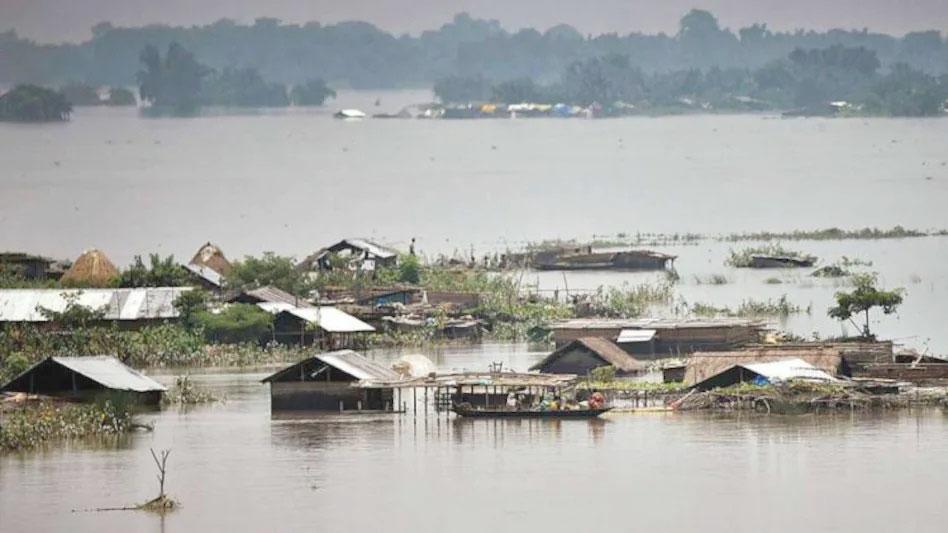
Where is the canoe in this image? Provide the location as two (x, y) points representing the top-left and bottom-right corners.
(452, 405), (612, 418)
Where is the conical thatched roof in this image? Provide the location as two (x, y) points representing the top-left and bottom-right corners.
(61, 248), (120, 286)
(189, 242), (232, 275)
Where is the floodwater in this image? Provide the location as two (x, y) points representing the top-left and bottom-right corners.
(2, 344), (947, 532)
(2, 91), (947, 352)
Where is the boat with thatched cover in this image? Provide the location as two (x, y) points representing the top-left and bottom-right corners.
(452, 404), (612, 418)
(60, 248), (119, 287)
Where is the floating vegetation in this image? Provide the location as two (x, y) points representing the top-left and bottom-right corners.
(725, 244), (814, 268)
(0, 399), (132, 452)
(838, 256), (873, 267)
(162, 375), (217, 406)
(720, 225), (932, 242)
(811, 265), (850, 278)
(695, 273), (729, 285)
(575, 282), (675, 318)
(689, 295), (807, 319)
(764, 277), (783, 284)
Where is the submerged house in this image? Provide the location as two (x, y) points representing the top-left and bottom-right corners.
(258, 302), (375, 348)
(747, 255), (817, 268)
(1, 356), (167, 405)
(549, 318), (767, 359)
(684, 346), (847, 387)
(0, 287), (190, 328)
(530, 337), (644, 376)
(534, 249), (675, 271)
(690, 358), (839, 391)
(299, 239), (399, 272)
(261, 350), (400, 411)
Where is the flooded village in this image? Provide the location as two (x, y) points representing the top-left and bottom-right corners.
(3, 3), (948, 532)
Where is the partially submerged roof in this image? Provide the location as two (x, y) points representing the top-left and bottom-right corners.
(359, 371), (577, 389)
(550, 317), (766, 331)
(617, 329), (657, 343)
(691, 357), (838, 391)
(685, 346), (845, 386)
(262, 350), (399, 382)
(0, 288), (190, 322)
(0, 252), (55, 265)
(2, 356), (167, 393)
(530, 337), (644, 373)
(258, 303), (375, 333)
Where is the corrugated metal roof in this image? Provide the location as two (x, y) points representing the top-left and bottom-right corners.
(184, 263), (223, 287)
(243, 286), (313, 307)
(255, 303), (375, 333)
(5, 356), (167, 392)
(261, 350), (399, 382)
(0, 288), (190, 322)
(285, 306), (375, 333)
(319, 350), (399, 380)
(742, 358), (839, 383)
(617, 329), (657, 343)
(341, 239), (397, 259)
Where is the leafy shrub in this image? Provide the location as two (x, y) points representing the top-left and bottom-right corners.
(195, 304), (272, 344)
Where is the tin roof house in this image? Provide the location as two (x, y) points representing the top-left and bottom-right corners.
(530, 337), (645, 376)
(262, 350), (399, 411)
(1, 356), (167, 405)
(299, 239), (399, 272)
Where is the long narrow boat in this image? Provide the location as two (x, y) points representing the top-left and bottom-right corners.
(452, 405), (612, 419)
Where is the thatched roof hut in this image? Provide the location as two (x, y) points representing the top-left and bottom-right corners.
(60, 248), (119, 287)
(684, 346), (847, 386)
(189, 242), (232, 275)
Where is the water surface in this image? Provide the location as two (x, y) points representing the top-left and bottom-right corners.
(1, 345), (946, 532)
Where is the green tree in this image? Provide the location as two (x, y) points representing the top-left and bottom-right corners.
(290, 79), (336, 106)
(60, 82), (102, 106)
(227, 253), (314, 296)
(828, 273), (904, 337)
(202, 67), (289, 107)
(491, 78), (544, 103)
(119, 254), (190, 287)
(433, 75), (491, 103)
(0, 85), (72, 122)
(173, 289), (209, 330)
(106, 87), (136, 106)
(398, 254), (421, 284)
(195, 304), (272, 344)
(38, 293), (107, 328)
(137, 42), (209, 112)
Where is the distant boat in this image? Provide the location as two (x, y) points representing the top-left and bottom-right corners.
(334, 109), (367, 119)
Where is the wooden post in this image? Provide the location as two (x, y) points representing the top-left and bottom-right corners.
(71, 370), (78, 393)
(424, 386), (428, 416)
(339, 400), (344, 412)
(413, 387), (417, 417)
(357, 400), (362, 411)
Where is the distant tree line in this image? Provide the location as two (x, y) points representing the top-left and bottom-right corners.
(1, 10), (947, 90)
(434, 45), (948, 116)
(137, 43), (334, 112)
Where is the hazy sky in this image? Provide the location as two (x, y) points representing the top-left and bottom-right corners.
(3, 0), (947, 43)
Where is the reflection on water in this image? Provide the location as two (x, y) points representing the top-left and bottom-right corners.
(2, 355), (947, 533)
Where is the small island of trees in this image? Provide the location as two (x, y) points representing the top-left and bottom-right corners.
(0, 85), (72, 122)
(137, 43), (336, 113)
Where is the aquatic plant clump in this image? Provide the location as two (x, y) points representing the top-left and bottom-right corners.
(0, 400), (132, 452)
(689, 295), (807, 318)
(162, 375), (217, 405)
(725, 244), (814, 267)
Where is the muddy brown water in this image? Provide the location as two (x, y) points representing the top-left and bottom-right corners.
(1, 344), (947, 532)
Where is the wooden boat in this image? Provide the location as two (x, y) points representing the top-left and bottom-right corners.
(452, 405), (612, 419)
